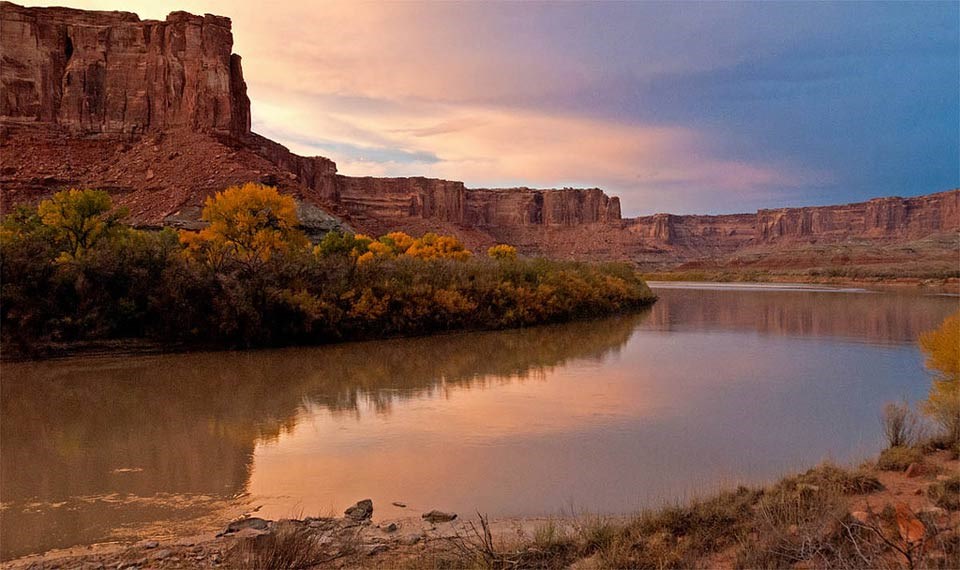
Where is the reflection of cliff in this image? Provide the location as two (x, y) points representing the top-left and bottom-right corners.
(643, 287), (957, 344)
(0, 313), (643, 559)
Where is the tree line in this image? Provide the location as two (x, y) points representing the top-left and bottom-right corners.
(1, 184), (656, 357)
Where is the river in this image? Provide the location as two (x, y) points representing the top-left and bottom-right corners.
(1, 283), (956, 560)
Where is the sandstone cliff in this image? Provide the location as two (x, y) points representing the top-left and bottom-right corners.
(1, 2), (250, 136)
(756, 192), (960, 242)
(1, 1), (957, 272)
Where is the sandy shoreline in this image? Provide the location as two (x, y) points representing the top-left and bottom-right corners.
(4, 450), (956, 569)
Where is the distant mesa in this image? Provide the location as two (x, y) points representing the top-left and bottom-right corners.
(0, 1), (957, 269)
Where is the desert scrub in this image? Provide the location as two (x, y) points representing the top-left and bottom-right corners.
(928, 475), (960, 510)
(876, 446), (925, 471)
(1, 186), (656, 356)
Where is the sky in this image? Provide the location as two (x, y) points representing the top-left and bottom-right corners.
(19, 1), (960, 216)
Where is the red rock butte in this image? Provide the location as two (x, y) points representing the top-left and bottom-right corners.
(1, 1), (957, 269)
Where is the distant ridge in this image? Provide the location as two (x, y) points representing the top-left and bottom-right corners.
(1, 1), (957, 271)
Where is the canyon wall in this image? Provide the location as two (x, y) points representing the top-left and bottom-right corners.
(755, 192), (960, 242)
(330, 178), (619, 228)
(0, 2), (249, 137)
(623, 191), (960, 253)
(1, 2), (957, 269)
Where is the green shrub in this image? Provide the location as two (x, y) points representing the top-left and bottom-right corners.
(875, 446), (924, 471)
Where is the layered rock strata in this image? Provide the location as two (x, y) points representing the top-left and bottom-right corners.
(1, 2), (957, 268)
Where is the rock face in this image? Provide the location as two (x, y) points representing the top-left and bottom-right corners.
(623, 190), (960, 257)
(1, 2), (249, 136)
(328, 177), (619, 229)
(1, 1), (957, 271)
(755, 192), (960, 242)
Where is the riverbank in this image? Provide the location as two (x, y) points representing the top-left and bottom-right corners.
(3, 188), (659, 361)
(6, 447), (957, 569)
(643, 271), (960, 295)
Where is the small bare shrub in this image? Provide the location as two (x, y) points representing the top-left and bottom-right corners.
(227, 521), (354, 569)
(445, 513), (578, 569)
(881, 401), (927, 448)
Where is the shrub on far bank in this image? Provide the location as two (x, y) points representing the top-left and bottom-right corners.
(487, 244), (517, 261)
(1, 186), (656, 356)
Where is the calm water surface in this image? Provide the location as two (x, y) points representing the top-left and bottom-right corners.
(2, 284), (957, 559)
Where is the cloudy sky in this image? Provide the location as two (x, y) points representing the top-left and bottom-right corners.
(20, 1), (959, 215)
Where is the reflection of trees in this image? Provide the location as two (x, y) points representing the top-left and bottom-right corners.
(0, 312), (646, 559)
(644, 288), (956, 343)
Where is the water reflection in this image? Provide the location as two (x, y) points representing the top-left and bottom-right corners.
(644, 285), (957, 343)
(1, 287), (956, 560)
(0, 314), (645, 559)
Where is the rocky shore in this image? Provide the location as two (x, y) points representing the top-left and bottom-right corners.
(5, 448), (957, 570)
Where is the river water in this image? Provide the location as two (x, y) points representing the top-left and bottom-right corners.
(1, 283), (957, 559)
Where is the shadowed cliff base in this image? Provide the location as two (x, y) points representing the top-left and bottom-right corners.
(1, 2), (957, 270)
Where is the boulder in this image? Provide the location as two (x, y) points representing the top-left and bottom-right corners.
(365, 544), (389, 556)
(421, 510), (457, 523)
(894, 503), (925, 545)
(218, 517), (270, 536)
(345, 499), (374, 521)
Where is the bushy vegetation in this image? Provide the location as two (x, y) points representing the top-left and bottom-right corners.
(876, 446), (925, 472)
(1, 186), (655, 356)
(920, 311), (960, 446)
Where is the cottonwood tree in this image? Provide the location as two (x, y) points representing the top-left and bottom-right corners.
(37, 188), (126, 260)
(920, 311), (960, 443)
(180, 183), (308, 271)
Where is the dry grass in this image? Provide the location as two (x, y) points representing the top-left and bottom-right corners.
(881, 401), (928, 449)
(226, 520), (361, 569)
(423, 464), (897, 570)
(226, 455), (956, 570)
(441, 514), (580, 569)
(927, 475), (960, 511)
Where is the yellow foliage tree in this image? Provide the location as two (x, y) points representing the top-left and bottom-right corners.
(487, 244), (518, 261)
(920, 311), (960, 442)
(181, 183), (307, 269)
(37, 188), (127, 260)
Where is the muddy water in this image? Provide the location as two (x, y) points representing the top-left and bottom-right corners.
(1, 284), (956, 559)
